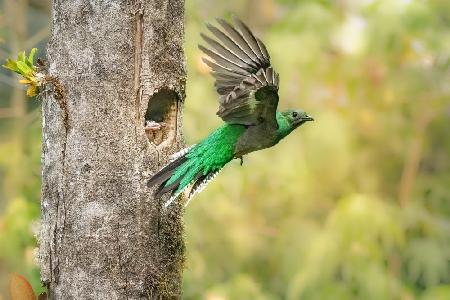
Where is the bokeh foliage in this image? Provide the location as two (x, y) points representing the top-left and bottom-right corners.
(0, 0), (449, 298)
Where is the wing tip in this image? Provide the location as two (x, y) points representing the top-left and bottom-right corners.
(231, 14), (241, 25)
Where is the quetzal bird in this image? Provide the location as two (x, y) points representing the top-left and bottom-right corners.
(148, 17), (314, 207)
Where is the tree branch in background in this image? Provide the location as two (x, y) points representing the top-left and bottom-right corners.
(398, 95), (433, 207)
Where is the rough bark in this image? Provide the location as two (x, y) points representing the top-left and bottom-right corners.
(38, 1), (186, 299)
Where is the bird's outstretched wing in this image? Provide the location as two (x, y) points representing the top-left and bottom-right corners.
(199, 16), (280, 128)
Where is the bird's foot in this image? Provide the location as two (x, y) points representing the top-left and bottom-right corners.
(238, 156), (244, 166)
(145, 120), (166, 132)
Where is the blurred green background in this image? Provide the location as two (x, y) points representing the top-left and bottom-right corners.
(1, 0), (449, 299)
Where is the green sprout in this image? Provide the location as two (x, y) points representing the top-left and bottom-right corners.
(2, 48), (42, 97)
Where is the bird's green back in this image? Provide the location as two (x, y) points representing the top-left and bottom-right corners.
(166, 124), (246, 193)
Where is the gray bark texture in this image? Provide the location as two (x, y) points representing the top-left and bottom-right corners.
(38, 0), (186, 299)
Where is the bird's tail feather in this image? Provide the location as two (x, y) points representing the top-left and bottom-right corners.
(184, 169), (222, 206)
(148, 145), (225, 208)
(163, 168), (223, 208)
(147, 155), (187, 191)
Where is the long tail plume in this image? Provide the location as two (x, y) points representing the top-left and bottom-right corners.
(147, 145), (223, 208)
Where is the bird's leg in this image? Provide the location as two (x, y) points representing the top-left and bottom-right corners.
(238, 156), (244, 166)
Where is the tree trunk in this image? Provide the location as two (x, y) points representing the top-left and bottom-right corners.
(38, 1), (186, 299)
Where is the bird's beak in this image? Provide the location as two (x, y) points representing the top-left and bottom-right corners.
(303, 115), (314, 122)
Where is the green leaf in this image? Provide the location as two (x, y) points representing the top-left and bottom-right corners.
(2, 59), (19, 73)
(17, 51), (26, 63)
(27, 48), (37, 69)
(16, 61), (34, 77)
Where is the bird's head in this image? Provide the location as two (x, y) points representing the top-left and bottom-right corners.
(276, 109), (314, 141)
(283, 109), (314, 127)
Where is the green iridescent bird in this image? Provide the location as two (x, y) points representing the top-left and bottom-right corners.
(148, 17), (314, 207)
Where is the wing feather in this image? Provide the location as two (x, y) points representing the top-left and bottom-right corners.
(201, 33), (250, 69)
(201, 57), (248, 77)
(232, 16), (267, 65)
(199, 45), (249, 74)
(256, 38), (270, 61)
(206, 23), (257, 68)
(199, 17), (280, 127)
(215, 19), (260, 66)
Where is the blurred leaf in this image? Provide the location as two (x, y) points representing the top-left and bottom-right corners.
(26, 85), (38, 97)
(9, 273), (36, 300)
(27, 48), (37, 68)
(3, 58), (19, 73)
(421, 285), (450, 300)
(2, 48), (41, 99)
(16, 61), (33, 77)
(17, 51), (26, 63)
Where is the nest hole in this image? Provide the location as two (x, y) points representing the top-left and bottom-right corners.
(145, 88), (178, 145)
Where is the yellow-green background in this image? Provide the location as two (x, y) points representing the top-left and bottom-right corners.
(1, 0), (449, 299)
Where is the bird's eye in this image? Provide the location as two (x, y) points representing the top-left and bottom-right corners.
(292, 112), (298, 118)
